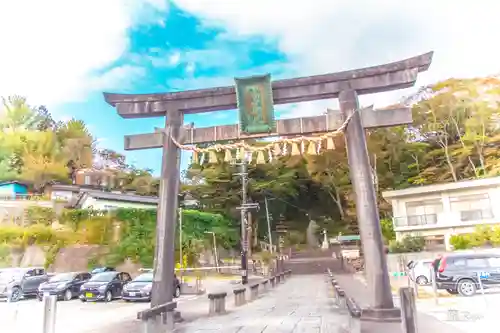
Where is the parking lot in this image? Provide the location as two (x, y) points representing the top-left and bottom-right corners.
(0, 277), (239, 333)
(0, 294), (204, 333)
(411, 287), (500, 332)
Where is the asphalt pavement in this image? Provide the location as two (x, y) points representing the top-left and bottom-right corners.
(414, 288), (500, 333)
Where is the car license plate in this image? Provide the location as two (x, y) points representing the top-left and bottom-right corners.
(43, 292), (50, 297)
(129, 292), (136, 296)
(85, 292), (93, 298)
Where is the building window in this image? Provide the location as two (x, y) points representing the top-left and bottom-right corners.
(450, 193), (493, 221)
(84, 175), (91, 185)
(398, 200), (442, 226)
(424, 236), (445, 250)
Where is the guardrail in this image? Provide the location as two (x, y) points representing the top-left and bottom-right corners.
(139, 266), (241, 273)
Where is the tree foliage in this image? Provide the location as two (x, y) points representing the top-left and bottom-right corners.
(3, 76), (500, 249)
(183, 77), (500, 243)
(0, 95), (158, 194)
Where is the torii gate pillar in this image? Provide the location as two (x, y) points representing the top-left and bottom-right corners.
(340, 90), (398, 320)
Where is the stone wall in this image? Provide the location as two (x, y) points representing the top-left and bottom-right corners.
(1, 245), (142, 275)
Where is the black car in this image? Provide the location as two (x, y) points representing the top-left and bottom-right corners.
(90, 267), (115, 275)
(79, 271), (131, 302)
(434, 252), (500, 296)
(122, 273), (181, 302)
(38, 272), (91, 301)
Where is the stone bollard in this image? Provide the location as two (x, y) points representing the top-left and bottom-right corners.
(137, 301), (177, 333)
(275, 274), (281, 284)
(261, 279), (269, 292)
(233, 287), (246, 307)
(346, 297), (362, 333)
(249, 283), (259, 301)
(334, 285), (346, 309)
(279, 272), (285, 282)
(42, 295), (58, 333)
(208, 292), (227, 315)
(285, 270), (292, 277)
(269, 276), (276, 288)
(400, 287), (417, 333)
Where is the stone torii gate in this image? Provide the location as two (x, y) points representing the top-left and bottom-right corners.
(103, 51), (433, 321)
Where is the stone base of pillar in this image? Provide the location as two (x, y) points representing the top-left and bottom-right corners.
(361, 307), (401, 322)
(174, 310), (183, 323)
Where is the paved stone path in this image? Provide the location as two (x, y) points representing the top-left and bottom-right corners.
(175, 275), (345, 333)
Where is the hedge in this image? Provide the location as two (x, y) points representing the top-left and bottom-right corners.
(0, 208), (237, 269)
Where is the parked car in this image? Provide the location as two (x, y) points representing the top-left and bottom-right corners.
(79, 271), (131, 302)
(408, 259), (433, 285)
(122, 272), (181, 302)
(38, 272), (91, 301)
(434, 252), (500, 296)
(90, 267), (115, 275)
(0, 267), (50, 302)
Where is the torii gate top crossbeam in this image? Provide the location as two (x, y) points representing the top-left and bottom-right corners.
(103, 52), (433, 118)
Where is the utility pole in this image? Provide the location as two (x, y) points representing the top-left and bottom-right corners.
(264, 197), (273, 253)
(234, 152), (259, 285)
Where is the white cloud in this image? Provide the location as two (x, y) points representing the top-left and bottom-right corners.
(185, 62), (196, 74)
(0, 0), (168, 108)
(172, 0), (500, 114)
(169, 52), (182, 66)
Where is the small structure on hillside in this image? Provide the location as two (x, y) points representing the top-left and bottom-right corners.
(0, 181), (29, 199)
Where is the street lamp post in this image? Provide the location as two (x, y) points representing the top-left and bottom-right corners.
(205, 231), (219, 272)
(264, 197), (274, 253)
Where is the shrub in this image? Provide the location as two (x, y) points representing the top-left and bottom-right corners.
(388, 235), (425, 253)
(77, 216), (114, 245)
(26, 206), (56, 225)
(490, 226), (500, 246)
(256, 251), (276, 265)
(380, 218), (395, 243)
(0, 224), (75, 248)
(449, 234), (472, 250)
(1, 207), (238, 269)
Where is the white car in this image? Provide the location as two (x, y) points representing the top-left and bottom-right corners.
(408, 259), (433, 285)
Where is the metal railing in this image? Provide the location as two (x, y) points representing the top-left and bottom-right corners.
(394, 214), (438, 227)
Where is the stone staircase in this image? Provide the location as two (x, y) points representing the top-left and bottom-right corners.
(284, 248), (340, 275)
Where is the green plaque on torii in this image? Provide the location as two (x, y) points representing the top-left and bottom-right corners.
(235, 74), (276, 134)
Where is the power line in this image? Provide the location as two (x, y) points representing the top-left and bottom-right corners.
(262, 191), (310, 216)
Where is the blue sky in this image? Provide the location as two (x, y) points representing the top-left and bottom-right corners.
(53, 5), (291, 173)
(1, 0), (499, 175)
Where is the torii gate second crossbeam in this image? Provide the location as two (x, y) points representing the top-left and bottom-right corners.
(103, 51), (433, 325)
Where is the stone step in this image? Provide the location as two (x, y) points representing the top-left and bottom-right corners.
(284, 259), (340, 275)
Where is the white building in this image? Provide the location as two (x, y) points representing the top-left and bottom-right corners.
(382, 177), (500, 251)
(48, 184), (158, 210)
